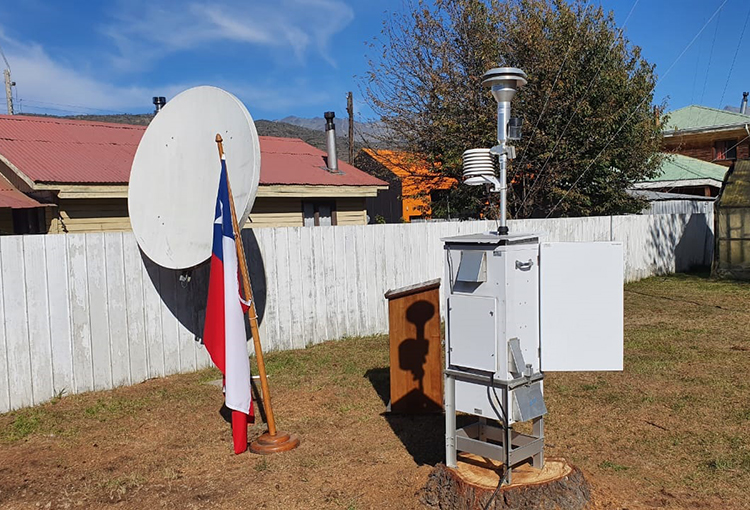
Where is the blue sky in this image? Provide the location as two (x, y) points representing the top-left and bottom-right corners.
(0, 0), (748, 122)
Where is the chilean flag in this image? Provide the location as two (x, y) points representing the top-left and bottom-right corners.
(203, 156), (254, 454)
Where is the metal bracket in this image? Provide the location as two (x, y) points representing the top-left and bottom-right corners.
(489, 144), (516, 159)
(508, 338), (526, 377)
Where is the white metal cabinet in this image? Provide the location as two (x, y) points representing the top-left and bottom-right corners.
(446, 242), (540, 378)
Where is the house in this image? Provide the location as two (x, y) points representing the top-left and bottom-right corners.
(627, 189), (714, 215)
(633, 105), (750, 196)
(0, 115), (387, 233)
(355, 149), (457, 223)
(662, 105), (750, 166)
(631, 152), (728, 197)
(0, 172), (50, 234)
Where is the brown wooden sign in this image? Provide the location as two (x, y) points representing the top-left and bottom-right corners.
(385, 279), (443, 414)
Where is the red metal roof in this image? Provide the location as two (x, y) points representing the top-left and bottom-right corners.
(0, 173), (45, 209)
(0, 115), (387, 188)
(259, 136), (386, 186)
(0, 115), (144, 184)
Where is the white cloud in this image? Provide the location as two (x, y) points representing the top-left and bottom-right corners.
(5, 41), (153, 112)
(0, 31), (329, 116)
(0, 28), (334, 116)
(0, 0), (351, 117)
(104, 0), (355, 70)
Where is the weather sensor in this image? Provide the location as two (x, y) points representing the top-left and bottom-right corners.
(462, 67), (526, 236)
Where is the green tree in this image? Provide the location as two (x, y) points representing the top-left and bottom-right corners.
(363, 0), (664, 219)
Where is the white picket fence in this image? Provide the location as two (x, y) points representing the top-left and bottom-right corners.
(0, 212), (714, 413)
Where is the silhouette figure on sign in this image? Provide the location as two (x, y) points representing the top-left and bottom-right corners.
(393, 300), (441, 413)
(400, 300), (434, 391)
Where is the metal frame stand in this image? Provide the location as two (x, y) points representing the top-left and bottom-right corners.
(445, 369), (544, 485)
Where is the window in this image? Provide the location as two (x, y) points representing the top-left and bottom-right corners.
(302, 201), (337, 226)
(714, 140), (737, 161)
(11, 208), (44, 234)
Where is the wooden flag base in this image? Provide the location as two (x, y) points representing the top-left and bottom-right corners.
(250, 431), (300, 455)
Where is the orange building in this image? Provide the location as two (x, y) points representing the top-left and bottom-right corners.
(355, 149), (457, 223)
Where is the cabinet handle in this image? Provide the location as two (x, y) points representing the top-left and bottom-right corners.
(515, 259), (534, 271)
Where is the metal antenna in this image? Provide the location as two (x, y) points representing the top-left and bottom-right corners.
(0, 42), (13, 115)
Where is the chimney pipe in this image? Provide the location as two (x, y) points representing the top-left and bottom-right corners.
(324, 111), (339, 173)
(152, 96), (166, 114)
(741, 92), (748, 115)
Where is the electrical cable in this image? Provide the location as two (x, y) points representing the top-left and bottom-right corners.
(19, 98), (127, 114)
(514, 0), (640, 218)
(711, 5), (750, 125)
(515, 0), (592, 172)
(698, 8), (721, 105)
(481, 373), (509, 509)
(447, 251), (455, 289)
(0, 42), (10, 71)
(543, 0), (729, 219)
(481, 471), (507, 510)
(488, 373), (508, 423)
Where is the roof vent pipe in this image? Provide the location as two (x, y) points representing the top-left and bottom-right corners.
(153, 96), (166, 114)
(324, 111), (339, 173)
(741, 92), (748, 115)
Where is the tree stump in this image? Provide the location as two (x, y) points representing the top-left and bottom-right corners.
(421, 454), (591, 510)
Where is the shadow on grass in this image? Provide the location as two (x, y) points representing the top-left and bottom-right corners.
(365, 367), (473, 467)
(365, 367), (444, 466)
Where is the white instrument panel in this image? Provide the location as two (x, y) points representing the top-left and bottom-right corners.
(540, 242), (624, 371)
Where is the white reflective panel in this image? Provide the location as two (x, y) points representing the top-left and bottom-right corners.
(540, 242), (623, 371)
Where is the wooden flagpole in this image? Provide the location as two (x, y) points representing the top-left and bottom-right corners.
(216, 134), (299, 454)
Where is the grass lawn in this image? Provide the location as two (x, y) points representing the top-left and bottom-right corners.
(0, 273), (748, 509)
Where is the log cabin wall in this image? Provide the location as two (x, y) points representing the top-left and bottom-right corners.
(663, 128), (750, 167)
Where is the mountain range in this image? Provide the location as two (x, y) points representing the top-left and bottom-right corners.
(275, 115), (385, 144)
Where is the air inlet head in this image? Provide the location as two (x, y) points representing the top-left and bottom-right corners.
(482, 67), (527, 104)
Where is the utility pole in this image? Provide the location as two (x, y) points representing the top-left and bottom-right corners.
(346, 91), (354, 164)
(3, 69), (13, 115)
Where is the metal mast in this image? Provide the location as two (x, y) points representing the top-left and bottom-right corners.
(1, 44), (13, 115)
(3, 69), (12, 115)
(346, 92), (354, 164)
(481, 67), (527, 235)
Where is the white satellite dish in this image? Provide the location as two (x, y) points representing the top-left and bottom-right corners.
(129, 86), (261, 269)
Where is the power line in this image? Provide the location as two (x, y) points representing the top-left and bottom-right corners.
(514, 0), (640, 218)
(712, 4), (750, 124)
(544, 0), (729, 219)
(514, 0), (592, 171)
(19, 98), (130, 115)
(698, 7), (721, 105)
(0, 42), (10, 71)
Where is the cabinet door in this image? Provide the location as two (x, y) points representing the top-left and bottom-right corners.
(540, 242), (623, 371)
(447, 294), (497, 372)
